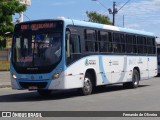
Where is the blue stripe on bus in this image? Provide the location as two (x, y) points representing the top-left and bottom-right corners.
(99, 55), (109, 84)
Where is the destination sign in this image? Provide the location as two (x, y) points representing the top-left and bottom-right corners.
(20, 23), (54, 30)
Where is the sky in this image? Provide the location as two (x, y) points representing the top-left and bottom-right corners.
(14, 0), (160, 40)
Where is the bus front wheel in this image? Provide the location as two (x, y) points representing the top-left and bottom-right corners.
(81, 73), (93, 95)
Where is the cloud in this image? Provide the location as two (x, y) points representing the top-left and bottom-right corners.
(113, 0), (160, 37)
(116, 0), (160, 26)
(152, 0), (160, 6)
(118, 0), (160, 15)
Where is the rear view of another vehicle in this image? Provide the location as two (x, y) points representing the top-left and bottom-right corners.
(157, 47), (160, 75)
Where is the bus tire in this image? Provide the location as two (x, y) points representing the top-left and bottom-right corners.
(123, 69), (139, 88)
(81, 73), (93, 95)
(37, 90), (52, 97)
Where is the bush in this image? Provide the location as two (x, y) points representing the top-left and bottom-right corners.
(0, 39), (6, 49)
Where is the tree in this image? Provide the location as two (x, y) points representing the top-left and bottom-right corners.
(86, 11), (112, 25)
(0, 0), (27, 44)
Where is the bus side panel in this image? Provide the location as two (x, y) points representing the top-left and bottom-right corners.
(48, 56), (157, 90)
(126, 56), (144, 82)
(97, 55), (128, 85)
(126, 56), (157, 82)
(63, 56), (101, 89)
(148, 56), (157, 78)
(96, 55), (111, 85)
(140, 57), (149, 80)
(108, 56), (126, 84)
(127, 56), (149, 80)
(64, 75), (84, 89)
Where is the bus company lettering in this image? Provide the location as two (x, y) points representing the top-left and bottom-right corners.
(85, 59), (96, 66)
(138, 57), (143, 64)
(112, 61), (119, 65)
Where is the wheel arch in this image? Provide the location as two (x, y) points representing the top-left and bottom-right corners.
(85, 68), (97, 87)
(133, 67), (141, 80)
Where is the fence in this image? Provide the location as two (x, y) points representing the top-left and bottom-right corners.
(0, 49), (10, 71)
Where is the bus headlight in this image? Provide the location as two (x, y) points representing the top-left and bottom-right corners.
(12, 74), (17, 79)
(11, 72), (17, 79)
(52, 69), (62, 80)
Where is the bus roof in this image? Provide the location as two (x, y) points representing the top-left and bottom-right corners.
(62, 18), (155, 37)
(18, 18), (155, 37)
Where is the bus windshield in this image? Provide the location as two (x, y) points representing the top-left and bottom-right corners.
(12, 21), (63, 73)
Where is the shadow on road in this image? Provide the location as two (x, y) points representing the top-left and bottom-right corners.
(0, 84), (150, 102)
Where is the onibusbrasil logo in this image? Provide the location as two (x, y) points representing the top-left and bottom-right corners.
(85, 59), (96, 66)
(85, 59), (89, 66)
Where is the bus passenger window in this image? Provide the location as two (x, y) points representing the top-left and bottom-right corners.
(85, 29), (96, 52)
(65, 30), (71, 58)
(71, 34), (81, 53)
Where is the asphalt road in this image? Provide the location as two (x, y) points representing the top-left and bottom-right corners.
(0, 77), (160, 120)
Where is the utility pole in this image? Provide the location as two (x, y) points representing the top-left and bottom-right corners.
(112, 1), (117, 26)
(92, 0), (131, 26)
(108, 1), (117, 26)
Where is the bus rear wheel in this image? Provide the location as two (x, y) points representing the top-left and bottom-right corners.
(123, 69), (139, 88)
(37, 90), (52, 97)
(81, 73), (93, 95)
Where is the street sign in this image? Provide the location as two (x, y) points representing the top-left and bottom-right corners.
(18, 0), (31, 6)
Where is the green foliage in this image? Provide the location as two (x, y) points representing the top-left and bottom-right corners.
(0, 0), (27, 45)
(0, 39), (6, 48)
(86, 11), (112, 25)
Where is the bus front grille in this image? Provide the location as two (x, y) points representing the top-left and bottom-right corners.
(19, 82), (48, 89)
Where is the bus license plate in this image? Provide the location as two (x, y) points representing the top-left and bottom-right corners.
(28, 86), (38, 90)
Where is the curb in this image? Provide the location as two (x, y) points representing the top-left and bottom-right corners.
(0, 85), (11, 88)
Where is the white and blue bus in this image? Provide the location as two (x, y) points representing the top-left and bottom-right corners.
(10, 18), (157, 96)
